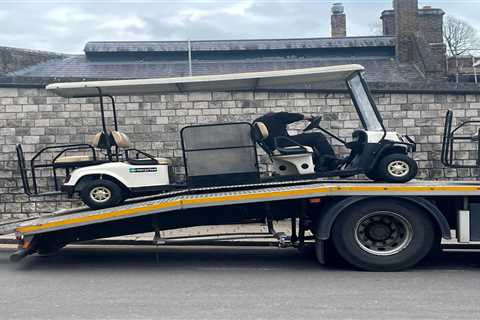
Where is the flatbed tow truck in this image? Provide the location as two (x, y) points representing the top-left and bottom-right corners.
(4, 65), (480, 271)
(3, 179), (480, 271)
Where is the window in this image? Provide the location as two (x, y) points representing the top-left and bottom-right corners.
(347, 75), (384, 131)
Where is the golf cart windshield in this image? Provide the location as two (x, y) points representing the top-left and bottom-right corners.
(347, 74), (384, 132)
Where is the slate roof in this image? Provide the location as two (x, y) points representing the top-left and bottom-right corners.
(3, 35), (440, 90)
(84, 36), (396, 53)
(8, 55), (423, 84)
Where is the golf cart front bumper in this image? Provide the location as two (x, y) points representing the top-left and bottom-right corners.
(60, 185), (75, 197)
(402, 135), (416, 152)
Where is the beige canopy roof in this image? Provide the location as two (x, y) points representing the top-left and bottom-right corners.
(46, 64), (365, 98)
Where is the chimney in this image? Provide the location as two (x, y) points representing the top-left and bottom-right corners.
(331, 3), (346, 38)
(380, 10), (395, 36)
(394, 0), (418, 63)
(417, 6), (445, 44)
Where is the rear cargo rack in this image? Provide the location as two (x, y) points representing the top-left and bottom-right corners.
(441, 110), (480, 168)
(16, 143), (98, 196)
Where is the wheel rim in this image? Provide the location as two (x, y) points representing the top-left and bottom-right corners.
(90, 186), (112, 203)
(354, 211), (413, 256)
(387, 160), (410, 178)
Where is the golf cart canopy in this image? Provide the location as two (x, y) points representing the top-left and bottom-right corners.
(46, 64), (365, 98)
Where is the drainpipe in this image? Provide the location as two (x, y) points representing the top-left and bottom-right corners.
(187, 39), (193, 76)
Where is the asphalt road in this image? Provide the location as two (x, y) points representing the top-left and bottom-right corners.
(1, 246), (480, 320)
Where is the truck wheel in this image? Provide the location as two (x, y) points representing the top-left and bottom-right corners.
(377, 154), (417, 183)
(331, 199), (435, 271)
(79, 179), (125, 209)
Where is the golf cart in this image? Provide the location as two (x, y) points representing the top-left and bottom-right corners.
(16, 89), (175, 209)
(16, 65), (417, 210)
(252, 72), (417, 183)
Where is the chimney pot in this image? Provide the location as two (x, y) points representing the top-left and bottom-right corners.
(332, 3), (345, 14)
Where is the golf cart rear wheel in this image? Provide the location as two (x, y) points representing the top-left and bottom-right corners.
(80, 179), (125, 209)
(377, 153), (417, 183)
(331, 199), (435, 271)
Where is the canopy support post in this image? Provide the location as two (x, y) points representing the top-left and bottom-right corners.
(96, 87), (113, 161)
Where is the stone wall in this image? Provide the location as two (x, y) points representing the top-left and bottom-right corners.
(1, 87), (479, 218)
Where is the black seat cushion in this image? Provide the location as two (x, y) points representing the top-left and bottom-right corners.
(127, 159), (159, 166)
(273, 147), (310, 155)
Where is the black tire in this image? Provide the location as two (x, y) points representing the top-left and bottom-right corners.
(79, 179), (125, 209)
(331, 199), (435, 271)
(376, 153), (418, 183)
(315, 239), (350, 268)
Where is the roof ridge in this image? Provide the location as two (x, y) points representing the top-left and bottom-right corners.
(84, 37), (396, 53)
(0, 45), (66, 57)
(86, 35), (395, 45)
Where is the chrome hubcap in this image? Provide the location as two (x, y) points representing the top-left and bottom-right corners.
(387, 160), (409, 177)
(354, 211), (413, 256)
(90, 186), (112, 203)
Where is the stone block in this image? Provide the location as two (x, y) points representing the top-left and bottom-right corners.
(189, 92), (212, 101)
(22, 105), (38, 113)
(0, 88), (18, 97)
(391, 94), (407, 104)
(213, 92), (232, 100)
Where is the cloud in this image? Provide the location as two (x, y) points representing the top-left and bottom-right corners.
(46, 7), (95, 24)
(0, 1), (478, 53)
(98, 16), (146, 30)
(222, 1), (254, 16)
(166, 1), (254, 27)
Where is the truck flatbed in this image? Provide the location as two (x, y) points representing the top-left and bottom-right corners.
(12, 180), (480, 236)
(8, 179), (480, 271)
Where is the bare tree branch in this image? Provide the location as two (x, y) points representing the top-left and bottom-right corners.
(444, 15), (479, 56)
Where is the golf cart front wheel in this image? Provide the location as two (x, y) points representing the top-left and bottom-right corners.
(376, 154), (418, 183)
(79, 179), (125, 209)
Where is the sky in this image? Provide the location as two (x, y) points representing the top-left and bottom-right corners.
(1, 0), (480, 54)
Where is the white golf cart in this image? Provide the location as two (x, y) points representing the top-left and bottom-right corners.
(17, 65), (417, 209)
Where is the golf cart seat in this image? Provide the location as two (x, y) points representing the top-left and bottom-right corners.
(110, 131), (171, 166)
(252, 122), (315, 176)
(54, 132), (107, 166)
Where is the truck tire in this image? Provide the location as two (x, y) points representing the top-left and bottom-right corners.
(79, 179), (125, 209)
(376, 154), (417, 183)
(331, 199), (435, 271)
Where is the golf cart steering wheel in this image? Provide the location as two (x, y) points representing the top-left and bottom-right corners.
(303, 116), (322, 132)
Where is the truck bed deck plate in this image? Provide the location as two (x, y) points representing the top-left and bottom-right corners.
(14, 180), (480, 236)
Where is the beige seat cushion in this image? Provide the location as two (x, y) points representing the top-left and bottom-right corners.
(111, 131), (131, 149)
(155, 158), (172, 165)
(91, 132), (103, 147)
(54, 155), (94, 164)
(254, 122), (269, 140)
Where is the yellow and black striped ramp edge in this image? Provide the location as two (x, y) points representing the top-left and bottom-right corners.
(15, 181), (480, 236)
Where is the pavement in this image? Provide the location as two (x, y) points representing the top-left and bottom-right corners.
(1, 245), (480, 320)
